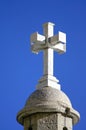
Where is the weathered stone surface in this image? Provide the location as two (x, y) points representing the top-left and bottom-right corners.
(35, 113), (57, 130)
(25, 87), (72, 108)
(23, 113), (73, 130)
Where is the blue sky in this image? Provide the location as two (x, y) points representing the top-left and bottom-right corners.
(0, 0), (86, 129)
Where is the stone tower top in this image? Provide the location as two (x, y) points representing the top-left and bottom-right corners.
(30, 22), (66, 90)
(17, 22), (80, 130)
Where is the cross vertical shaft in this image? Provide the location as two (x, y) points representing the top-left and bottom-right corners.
(44, 48), (53, 76)
(43, 23), (54, 76)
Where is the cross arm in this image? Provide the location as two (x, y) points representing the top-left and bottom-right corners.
(30, 32), (45, 54)
(49, 31), (66, 53)
(52, 43), (66, 54)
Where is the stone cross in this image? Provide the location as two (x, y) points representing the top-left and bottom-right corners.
(30, 22), (66, 90)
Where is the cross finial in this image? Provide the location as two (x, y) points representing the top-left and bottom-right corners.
(30, 22), (66, 90)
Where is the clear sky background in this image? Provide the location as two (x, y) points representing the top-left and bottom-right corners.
(0, 0), (86, 130)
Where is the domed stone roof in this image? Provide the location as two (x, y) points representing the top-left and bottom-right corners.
(17, 87), (80, 125)
(25, 87), (72, 109)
